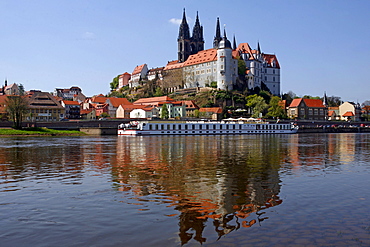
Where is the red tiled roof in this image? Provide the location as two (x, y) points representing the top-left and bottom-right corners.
(183, 49), (217, 66)
(236, 43), (255, 60)
(133, 96), (175, 105)
(343, 111), (354, 117)
(199, 107), (222, 114)
(183, 100), (199, 109)
(263, 54), (280, 69)
(328, 110), (335, 117)
(289, 98), (325, 108)
(108, 97), (132, 107)
(132, 64), (146, 75)
(62, 100), (80, 106)
(164, 60), (184, 70)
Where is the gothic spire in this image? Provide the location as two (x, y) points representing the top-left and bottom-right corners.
(257, 41), (261, 54)
(178, 8), (190, 40)
(213, 17), (222, 49)
(233, 34), (237, 50)
(192, 11), (203, 41)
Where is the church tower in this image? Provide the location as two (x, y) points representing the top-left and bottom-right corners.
(178, 9), (191, 63)
(213, 17), (222, 49)
(178, 9), (204, 63)
(190, 12), (204, 55)
(217, 28), (234, 90)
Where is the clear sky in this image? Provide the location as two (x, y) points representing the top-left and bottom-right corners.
(1, 0), (369, 103)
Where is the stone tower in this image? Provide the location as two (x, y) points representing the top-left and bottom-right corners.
(178, 9), (204, 63)
(217, 28), (234, 90)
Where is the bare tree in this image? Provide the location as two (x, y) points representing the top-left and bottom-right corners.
(5, 95), (29, 129)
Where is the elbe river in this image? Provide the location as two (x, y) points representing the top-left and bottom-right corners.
(1, 133), (370, 246)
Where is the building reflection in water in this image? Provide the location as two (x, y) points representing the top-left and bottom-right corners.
(114, 135), (285, 244)
(1, 134), (368, 245)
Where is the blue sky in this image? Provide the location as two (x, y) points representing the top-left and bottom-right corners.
(1, 0), (369, 103)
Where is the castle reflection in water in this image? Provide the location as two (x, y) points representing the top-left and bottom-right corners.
(1, 133), (369, 245)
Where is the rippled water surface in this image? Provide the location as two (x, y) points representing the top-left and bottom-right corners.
(1, 133), (370, 246)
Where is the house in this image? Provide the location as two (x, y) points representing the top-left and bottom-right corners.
(157, 101), (186, 119)
(183, 100), (199, 117)
(116, 104), (156, 119)
(147, 67), (164, 81)
(61, 100), (81, 119)
(327, 107), (340, 121)
(26, 91), (65, 122)
(80, 108), (96, 120)
(339, 102), (362, 121)
(118, 72), (131, 89)
(288, 98), (327, 120)
(129, 64), (148, 88)
(130, 107), (155, 119)
(199, 107), (223, 120)
(1, 80), (20, 96)
(105, 97), (132, 118)
(54, 86), (84, 100)
(95, 103), (109, 117)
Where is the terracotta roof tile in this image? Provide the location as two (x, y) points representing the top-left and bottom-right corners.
(108, 97), (132, 107)
(132, 64), (146, 75)
(199, 107), (222, 114)
(343, 111), (354, 117)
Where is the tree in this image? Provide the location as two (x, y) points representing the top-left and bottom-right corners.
(110, 75), (120, 91)
(161, 104), (169, 119)
(266, 96), (286, 119)
(238, 58), (246, 75)
(5, 95), (29, 129)
(326, 96), (342, 107)
(246, 94), (268, 118)
(18, 83), (25, 95)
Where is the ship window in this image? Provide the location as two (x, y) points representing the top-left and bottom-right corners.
(199, 125), (202, 130)
(149, 125), (152, 130)
(178, 125), (181, 130)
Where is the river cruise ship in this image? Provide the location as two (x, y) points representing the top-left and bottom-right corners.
(118, 118), (298, 136)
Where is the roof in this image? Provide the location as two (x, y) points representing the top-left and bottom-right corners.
(199, 107), (222, 114)
(132, 64), (146, 75)
(108, 97), (132, 107)
(263, 54), (280, 69)
(90, 95), (107, 104)
(62, 100), (80, 106)
(183, 100), (199, 109)
(183, 48), (217, 66)
(343, 111), (354, 117)
(164, 60), (184, 71)
(133, 96), (175, 105)
(236, 43), (255, 60)
(328, 110), (336, 117)
(289, 98), (325, 108)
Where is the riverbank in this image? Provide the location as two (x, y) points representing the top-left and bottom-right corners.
(0, 127), (86, 136)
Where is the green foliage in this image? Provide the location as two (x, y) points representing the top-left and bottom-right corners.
(194, 109), (200, 118)
(110, 75), (120, 91)
(0, 127), (84, 136)
(266, 96), (286, 119)
(99, 112), (110, 118)
(216, 90), (232, 100)
(18, 83), (25, 95)
(161, 104), (169, 119)
(210, 81), (217, 88)
(259, 90), (271, 104)
(246, 94), (268, 118)
(5, 96), (29, 129)
(107, 90), (125, 98)
(154, 87), (164, 97)
(238, 58), (246, 75)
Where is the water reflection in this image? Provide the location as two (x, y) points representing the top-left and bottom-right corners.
(1, 133), (370, 245)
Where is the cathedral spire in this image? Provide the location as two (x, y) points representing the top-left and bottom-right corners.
(233, 34), (237, 50)
(178, 8), (190, 40)
(213, 17), (222, 49)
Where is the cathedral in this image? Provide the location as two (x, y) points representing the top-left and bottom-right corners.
(128, 9), (281, 96)
(175, 9), (281, 95)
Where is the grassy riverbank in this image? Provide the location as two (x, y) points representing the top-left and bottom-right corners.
(0, 127), (85, 136)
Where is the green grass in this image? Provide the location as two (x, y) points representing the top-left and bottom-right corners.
(0, 127), (85, 136)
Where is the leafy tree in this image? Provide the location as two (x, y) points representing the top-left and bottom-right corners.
(18, 83), (25, 95)
(266, 96), (286, 119)
(5, 95), (29, 129)
(326, 96), (342, 107)
(238, 58), (246, 75)
(110, 75), (120, 91)
(99, 112), (110, 118)
(161, 104), (169, 119)
(194, 109), (200, 118)
(210, 81), (217, 88)
(246, 94), (268, 118)
(259, 90), (271, 104)
(154, 87), (164, 97)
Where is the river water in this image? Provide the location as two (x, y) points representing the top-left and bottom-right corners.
(0, 133), (370, 246)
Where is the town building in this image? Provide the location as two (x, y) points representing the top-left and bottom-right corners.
(0, 80), (20, 96)
(129, 64), (149, 88)
(61, 100), (81, 119)
(26, 91), (65, 122)
(288, 98), (327, 120)
(118, 73), (131, 88)
(339, 102), (362, 121)
(54, 86), (85, 101)
(199, 107), (223, 120)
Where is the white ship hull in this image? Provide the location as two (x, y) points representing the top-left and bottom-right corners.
(118, 120), (298, 136)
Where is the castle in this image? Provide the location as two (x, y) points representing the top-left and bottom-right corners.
(125, 9), (281, 96)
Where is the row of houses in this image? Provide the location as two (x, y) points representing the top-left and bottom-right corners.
(285, 98), (362, 121)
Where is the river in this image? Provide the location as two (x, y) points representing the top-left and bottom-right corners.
(1, 133), (370, 246)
